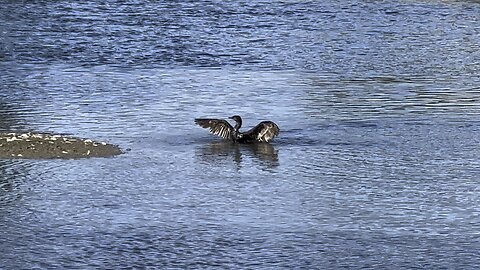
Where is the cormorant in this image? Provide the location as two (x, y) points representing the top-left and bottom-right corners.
(195, 115), (279, 143)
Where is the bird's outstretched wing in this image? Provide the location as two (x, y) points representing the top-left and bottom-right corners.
(247, 121), (280, 142)
(194, 118), (234, 140)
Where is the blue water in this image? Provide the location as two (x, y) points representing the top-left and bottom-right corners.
(1, 0), (480, 268)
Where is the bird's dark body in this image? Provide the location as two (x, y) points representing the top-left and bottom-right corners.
(195, 116), (279, 143)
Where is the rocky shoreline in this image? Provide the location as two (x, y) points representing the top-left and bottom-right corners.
(0, 132), (122, 159)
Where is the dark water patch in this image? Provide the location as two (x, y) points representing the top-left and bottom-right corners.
(1, 0), (479, 73)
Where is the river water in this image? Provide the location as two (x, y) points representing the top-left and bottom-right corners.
(1, 0), (480, 268)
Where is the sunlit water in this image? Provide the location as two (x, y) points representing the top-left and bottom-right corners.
(1, 0), (480, 268)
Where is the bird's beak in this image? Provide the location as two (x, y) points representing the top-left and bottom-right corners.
(228, 116), (233, 119)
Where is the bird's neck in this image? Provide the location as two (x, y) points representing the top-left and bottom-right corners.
(234, 120), (242, 132)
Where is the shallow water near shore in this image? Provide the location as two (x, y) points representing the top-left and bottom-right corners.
(1, 0), (480, 268)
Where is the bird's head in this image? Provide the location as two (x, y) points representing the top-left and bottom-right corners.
(228, 115), (242, 123)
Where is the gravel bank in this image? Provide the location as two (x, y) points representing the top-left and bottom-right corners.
(0, 133), (122, 159)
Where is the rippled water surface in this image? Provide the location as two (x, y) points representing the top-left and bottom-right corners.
(1, 0), (480, 268)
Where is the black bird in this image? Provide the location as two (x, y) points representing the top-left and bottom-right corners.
(195, 115), (279, 143)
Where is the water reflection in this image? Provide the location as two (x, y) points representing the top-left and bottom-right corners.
(196, 141), (279, 170)
(0, 160), (30, 205)
(0, 161), (14, 196)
